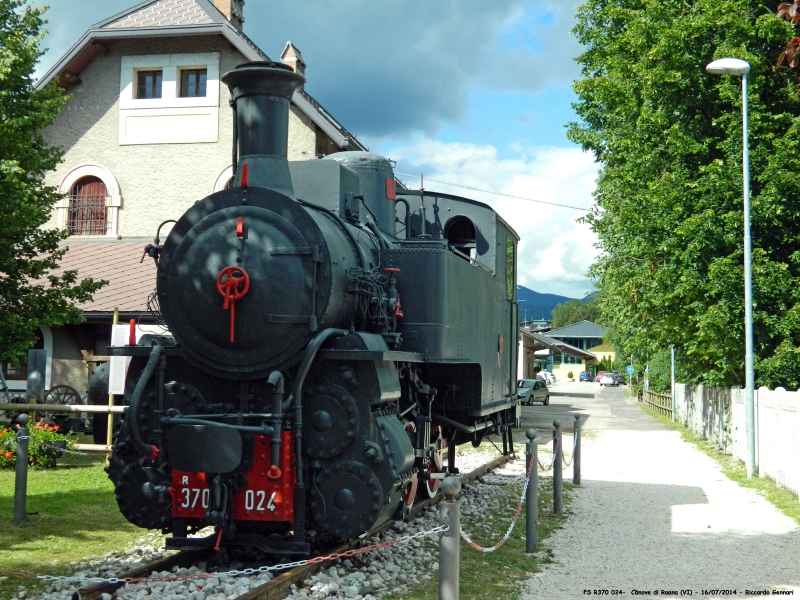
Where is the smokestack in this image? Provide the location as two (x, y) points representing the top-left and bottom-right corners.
(222, 62), (304, 196)
(214, 0), (245, 31)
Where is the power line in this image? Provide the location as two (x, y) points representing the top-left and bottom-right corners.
(394, 172), (591, 212)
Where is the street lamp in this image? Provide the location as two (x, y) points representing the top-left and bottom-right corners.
(706, 57), (755, 478)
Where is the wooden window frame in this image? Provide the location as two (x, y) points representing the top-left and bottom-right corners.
(136, 69), (163, 99)
(179, 68), (207, 98)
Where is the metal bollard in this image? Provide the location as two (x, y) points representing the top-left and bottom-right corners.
(553, 419), (562, 515)
(573, 414), (581, 486)
(439, 476), (462, 600)
(13, 414), (30, 525)
(525, 428), (539, 553)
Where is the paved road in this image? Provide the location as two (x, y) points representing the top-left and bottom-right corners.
(519, 379), (662, 434)
(517, 378), (800, 596)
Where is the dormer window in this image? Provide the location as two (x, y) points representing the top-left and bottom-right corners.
(136, 70), (163, 99)
(180, 68), (207, 98)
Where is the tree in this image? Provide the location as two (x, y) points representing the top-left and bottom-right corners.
(569, 0), (800, 389)
(0, 1), (104, 364)
(550, 295), (600, 329)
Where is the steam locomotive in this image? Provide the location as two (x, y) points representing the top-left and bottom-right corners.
(107, 61), (521, 555)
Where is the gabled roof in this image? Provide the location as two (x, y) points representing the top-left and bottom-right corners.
(36, 0), (366, 151)
(546, 320), (607, 339)
(520, 329), (596, 361)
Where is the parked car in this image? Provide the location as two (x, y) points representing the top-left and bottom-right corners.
(579, 371), (593, 382)
(537, 371), (556, 384)
(595, 370), (609, 382)
(517, 379), (550, 406)
(598, 372), (618, 387)
(612, 372), (626, 385)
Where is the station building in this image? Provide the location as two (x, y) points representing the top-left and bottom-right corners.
(2, 0), (366, 399)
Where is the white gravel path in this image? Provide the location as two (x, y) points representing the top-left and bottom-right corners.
(521, 422), (800, 598)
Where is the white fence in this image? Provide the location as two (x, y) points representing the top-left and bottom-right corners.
(674, 383), (799, 498)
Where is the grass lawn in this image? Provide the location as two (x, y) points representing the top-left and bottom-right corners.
(638, 403), (800, 525)
(0, 442), (148, 599)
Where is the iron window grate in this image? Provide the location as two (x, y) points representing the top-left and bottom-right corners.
(68, 193), (109, 235)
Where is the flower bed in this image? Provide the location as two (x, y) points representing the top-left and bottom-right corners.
(0, 419), (78, 469)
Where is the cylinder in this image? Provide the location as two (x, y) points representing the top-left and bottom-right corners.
(553, 419), (562, 515)
(13, 415), (30, 524)
(222, 62), (304, 196)
(573, 415), (581, 486)
(439, 500), (460, 600)
(525, 430), (538, 553)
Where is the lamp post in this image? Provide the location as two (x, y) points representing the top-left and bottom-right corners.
(706, 57), (755, 478)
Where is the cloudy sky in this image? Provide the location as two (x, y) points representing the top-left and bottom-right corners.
(34, 0), (599, 298)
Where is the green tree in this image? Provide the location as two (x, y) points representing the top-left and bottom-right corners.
(0, 1), (104, 364)
(570, 0), (800, 389)
(550, 295), (600, 328)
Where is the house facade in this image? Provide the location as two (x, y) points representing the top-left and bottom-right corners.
(517, 320), (616, 382)
(1, 0), (366, 397)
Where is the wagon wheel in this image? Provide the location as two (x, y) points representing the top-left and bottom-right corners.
(45, 385), (81, 406)
(42, 385), (81, 430)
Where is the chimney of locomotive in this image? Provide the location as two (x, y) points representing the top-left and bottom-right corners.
(222, 61), (304, 196)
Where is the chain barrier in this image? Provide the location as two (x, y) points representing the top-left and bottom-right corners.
(39, 442), (89, 457)
(2, 432), (86, 456)
(562, 431), (578, 467)
(0, 524), (450, 586)
(459, 454), (533, 553)
(3, 434), (29, 447)
(537, 438), (558, 472)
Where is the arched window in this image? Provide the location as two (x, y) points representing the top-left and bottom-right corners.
(69, 176), (109, 235)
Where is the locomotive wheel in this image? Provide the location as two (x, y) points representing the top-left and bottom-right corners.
(402, 473), (418, 509)
(418, 427), (447, 500)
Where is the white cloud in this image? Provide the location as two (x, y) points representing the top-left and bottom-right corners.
(386, 139), (599, 298)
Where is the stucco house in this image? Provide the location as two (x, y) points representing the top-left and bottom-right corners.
(517, 320), (616, 381)
(1, 0), (366, 398)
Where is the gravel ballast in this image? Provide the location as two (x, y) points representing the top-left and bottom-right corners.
(18, 448), (530, 600)
(522, 404), (800, 598)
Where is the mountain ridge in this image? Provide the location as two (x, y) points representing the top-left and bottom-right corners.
(517, 286), (574, 321)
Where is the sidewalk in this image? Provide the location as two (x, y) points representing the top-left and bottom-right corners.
(521, 389), (800, 597)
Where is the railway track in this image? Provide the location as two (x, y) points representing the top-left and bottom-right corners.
(71, 452), (515, 600)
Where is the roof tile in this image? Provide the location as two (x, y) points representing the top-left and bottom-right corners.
(51, 240), (156, 313)
(106, 0), (215, 29)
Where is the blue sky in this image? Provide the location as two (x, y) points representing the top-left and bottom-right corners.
(34, 0), (599, 298)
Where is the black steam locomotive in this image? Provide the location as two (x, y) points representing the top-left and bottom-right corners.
(107, 61), (521, 555)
